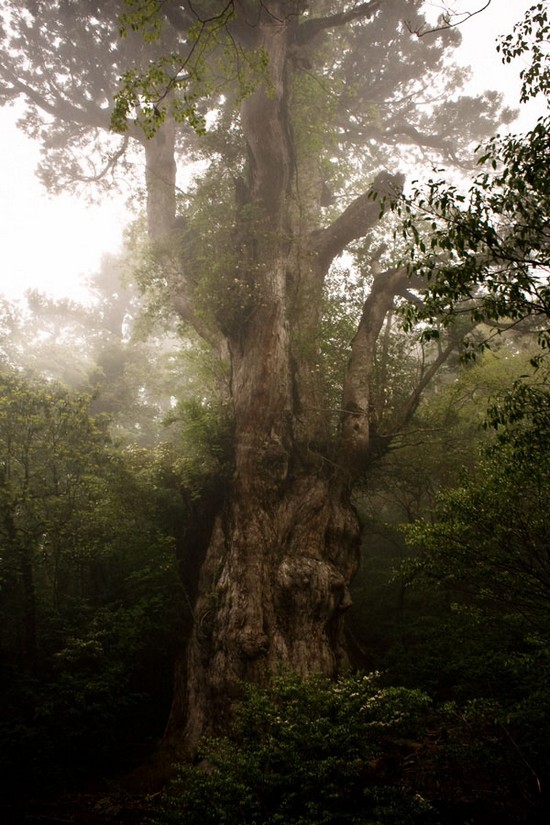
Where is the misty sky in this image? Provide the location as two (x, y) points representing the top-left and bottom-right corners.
(0, 0), (546, 305)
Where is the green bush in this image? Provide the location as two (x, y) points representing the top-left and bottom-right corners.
(153, 672), (437, 825)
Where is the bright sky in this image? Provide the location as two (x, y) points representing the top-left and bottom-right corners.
(0, 0), (545, 304)
(0, 123), (129, 303)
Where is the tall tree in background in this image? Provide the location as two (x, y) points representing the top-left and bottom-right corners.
(0, 0), (513, 755)
(0, 262), (194, 445)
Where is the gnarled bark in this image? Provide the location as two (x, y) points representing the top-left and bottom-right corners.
(157, 2), (448, 759)
(163, 4), (372, 757)
(159, 1), (416, 756)
(165, 471), (361, 756)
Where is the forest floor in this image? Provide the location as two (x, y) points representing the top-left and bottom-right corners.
(1, 789), (161, 824)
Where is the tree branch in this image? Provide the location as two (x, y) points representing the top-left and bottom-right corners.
(394, 333), (462, 432)
(68, 136), (130, 184)
(406, 1), (491, 38)
(338, 265), (408, 473)
(297, 0), (382, 44)
(387, 124), (459, 162)
(170, 289), (226, 351)
(1, 66), (111, 131)
(309, 171), (405, 272)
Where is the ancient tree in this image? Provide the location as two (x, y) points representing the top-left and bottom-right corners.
(0, 0), (511, 754)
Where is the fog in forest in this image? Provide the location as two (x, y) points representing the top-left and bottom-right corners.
(0, 2), (549, 824)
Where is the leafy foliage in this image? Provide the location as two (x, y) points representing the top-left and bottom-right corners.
(0, 370), (182, 792)
(154, 672), (436, 825)
(113, 0), (270, 138)
(392, 2), (549, 359)
(350, 348), (527, 658)
(395, 116), (550, 356)
(406, 366), (550, 634)
(497, 1), (550, 104)
(394, 367), (550, 821)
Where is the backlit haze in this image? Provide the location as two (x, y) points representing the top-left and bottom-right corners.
(0, 0), (545, 305)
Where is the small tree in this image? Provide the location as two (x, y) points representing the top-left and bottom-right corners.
(401, 366), (550, 818)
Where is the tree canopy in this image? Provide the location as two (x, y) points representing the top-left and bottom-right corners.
(2, 3), (548, 819)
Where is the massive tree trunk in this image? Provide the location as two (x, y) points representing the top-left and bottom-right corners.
(0, 0), (498, 767)
(161, 1), (403, 758)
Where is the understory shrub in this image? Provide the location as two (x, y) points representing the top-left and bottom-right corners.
(153, 671), (437, 825)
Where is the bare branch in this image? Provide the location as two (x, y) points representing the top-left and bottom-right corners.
(69, 136), (130, 184)
(406, 1), (491, 38)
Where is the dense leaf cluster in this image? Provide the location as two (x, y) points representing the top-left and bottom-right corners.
(0, 370), (182, 792)
(155, 672), (436, 825)
(497, 1), (550, 104)
(395, 116), (550, 356)
(392, 1), (549, 360)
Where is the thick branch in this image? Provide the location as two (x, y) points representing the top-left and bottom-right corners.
(1, 66), (111, 131)
(338, 266), (408, 474)
(297, 0), (382, 44)
(309, 172), (404, 272)
(387, 125), (459, 161)
(240, 10), (292, 215)
(171, 289), (227, 353)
